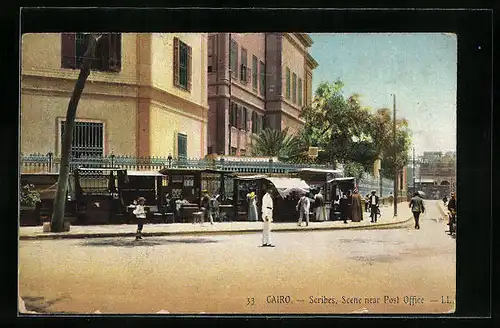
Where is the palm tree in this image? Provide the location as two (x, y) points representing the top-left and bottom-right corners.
(250, 127), (307, 162)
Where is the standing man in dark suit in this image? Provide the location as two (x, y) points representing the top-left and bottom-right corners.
(369, 190), (379, 223)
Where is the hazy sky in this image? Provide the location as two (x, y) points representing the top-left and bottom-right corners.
(309, 33), (457, 156)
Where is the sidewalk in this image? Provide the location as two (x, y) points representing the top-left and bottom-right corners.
(19, 203), (413, 240)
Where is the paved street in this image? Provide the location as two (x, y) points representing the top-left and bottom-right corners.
(19, 201), (455, 315)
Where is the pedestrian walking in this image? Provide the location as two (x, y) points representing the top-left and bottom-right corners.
(369, 190), (379, 223)
(133, 197), (147, 240)
(261, 185), (275, 247)
(351, 190), (363, 222)
(211, 193), (221, 222)
(365, 194), (370, 213)
(201, 190), (214, 225)
(247, 190), (258, 221)
(296, 193), (310, 226)
(339, 192), (348, 224)
(409, 192), (425, 229)
(388, 192), (394, 207)
(314, 188), (327, 221)
(447, 192), (456, 233)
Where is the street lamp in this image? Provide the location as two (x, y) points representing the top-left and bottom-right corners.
(391, 93), (397, 217)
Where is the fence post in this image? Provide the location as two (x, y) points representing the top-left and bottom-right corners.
(47, 152), (53, 173)
(268, 158), (273, 175)
(110, 153), (115, 168)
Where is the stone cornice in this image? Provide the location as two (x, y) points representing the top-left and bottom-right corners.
(306, 53), (319, 70)
(294, 33), (314, 48)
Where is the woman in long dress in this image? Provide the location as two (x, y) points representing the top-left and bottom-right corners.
(247, 190), (258, 221)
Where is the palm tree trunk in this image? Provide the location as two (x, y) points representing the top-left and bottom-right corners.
(51, 34), (102, 232)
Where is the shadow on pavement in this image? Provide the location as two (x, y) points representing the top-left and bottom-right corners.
(79, 237), (220, 248)
(350, 255), (397, 263)
(339, 238), (404, 245)
(22, 296), (71, 314)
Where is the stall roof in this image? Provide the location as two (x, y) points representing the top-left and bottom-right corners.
(159, 168), (230, 175)
(127, 170), (164, 177)
(327, 177), (356, 183)
(265, 177), (310, 197)
(21, 172), (59, 175)
(296, 168), (343, 174)
(233, 174), (268, 181)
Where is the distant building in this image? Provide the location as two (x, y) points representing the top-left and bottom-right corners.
(408, 151), (456, 195)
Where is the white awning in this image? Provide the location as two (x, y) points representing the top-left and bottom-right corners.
(127, 170), (164, 177)
(297, 168), (343, 174)
(327, 177), (356, 183)
(265, 177), (310, 197)
(234, 175), (268, 181)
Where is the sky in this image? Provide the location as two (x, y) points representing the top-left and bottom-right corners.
(309, 33), (457, 157)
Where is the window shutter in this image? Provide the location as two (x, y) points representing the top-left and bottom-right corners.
(187, 45), (192, 92)
(173, 37), (179, 87)
(61, 33), (76, 68)
(109, 33), (122, 72)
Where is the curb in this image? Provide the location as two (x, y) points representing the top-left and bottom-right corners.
(19, 216), (414, 240)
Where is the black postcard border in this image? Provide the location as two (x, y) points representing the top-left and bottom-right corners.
(4, 6), (493, 325)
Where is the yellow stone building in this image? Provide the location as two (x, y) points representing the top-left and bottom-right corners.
(21, 33), (208, 162)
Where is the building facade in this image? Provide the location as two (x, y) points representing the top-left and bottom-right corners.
(207, 33), (318, 156)
(21, 33), (208, 164)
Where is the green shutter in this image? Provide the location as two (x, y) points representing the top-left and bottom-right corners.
(286, 68), (290, 99)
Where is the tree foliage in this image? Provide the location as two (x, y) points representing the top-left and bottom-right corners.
(299, 80), (412, 176)
(343, 161), (365, 181)
(299, 81), (371, 166)
(250, 127), (308, 163)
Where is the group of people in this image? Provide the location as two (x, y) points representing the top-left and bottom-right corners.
(295, 188), (327, 226)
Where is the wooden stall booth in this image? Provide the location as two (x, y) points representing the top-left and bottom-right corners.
(264, 177), (311, 222)
(232, 174), (268, 221)
(158, 168), (233, 223)
(118, 170), (166, 224)
(20, 172), (76, 226)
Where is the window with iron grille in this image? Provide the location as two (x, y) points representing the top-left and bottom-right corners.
(286, 67), (291, 100)
(252, 56), (258, 90)
(292, 72), (297, 103)
(230, 147), (237, 156)
(61, 33), (122, 72)
(230, 39), (238, 78)
(240, 48), (248, 83)
(177, 133), (188, 160)
(259, 61), (265, 96)
(174, 38), (192, 91)
(298, 78), (303, 106)
(60, 121), (104, 159)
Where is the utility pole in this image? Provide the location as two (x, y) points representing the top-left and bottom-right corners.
(413, 146), (416, 193)
(228, 33), (232, 156)
(392, 94), (397, 217)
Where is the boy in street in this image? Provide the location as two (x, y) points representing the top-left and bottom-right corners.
(201, 190), (214, 225)
(133, 197), (147, 240)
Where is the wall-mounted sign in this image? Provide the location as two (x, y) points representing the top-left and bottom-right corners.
(171, 175), (183, 184)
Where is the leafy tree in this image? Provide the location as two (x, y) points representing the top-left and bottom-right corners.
(380, 118), (412, 178)
(299, 81), (371, 167)
(343, 161), (365, 181)
(250, 127), (307, 162)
